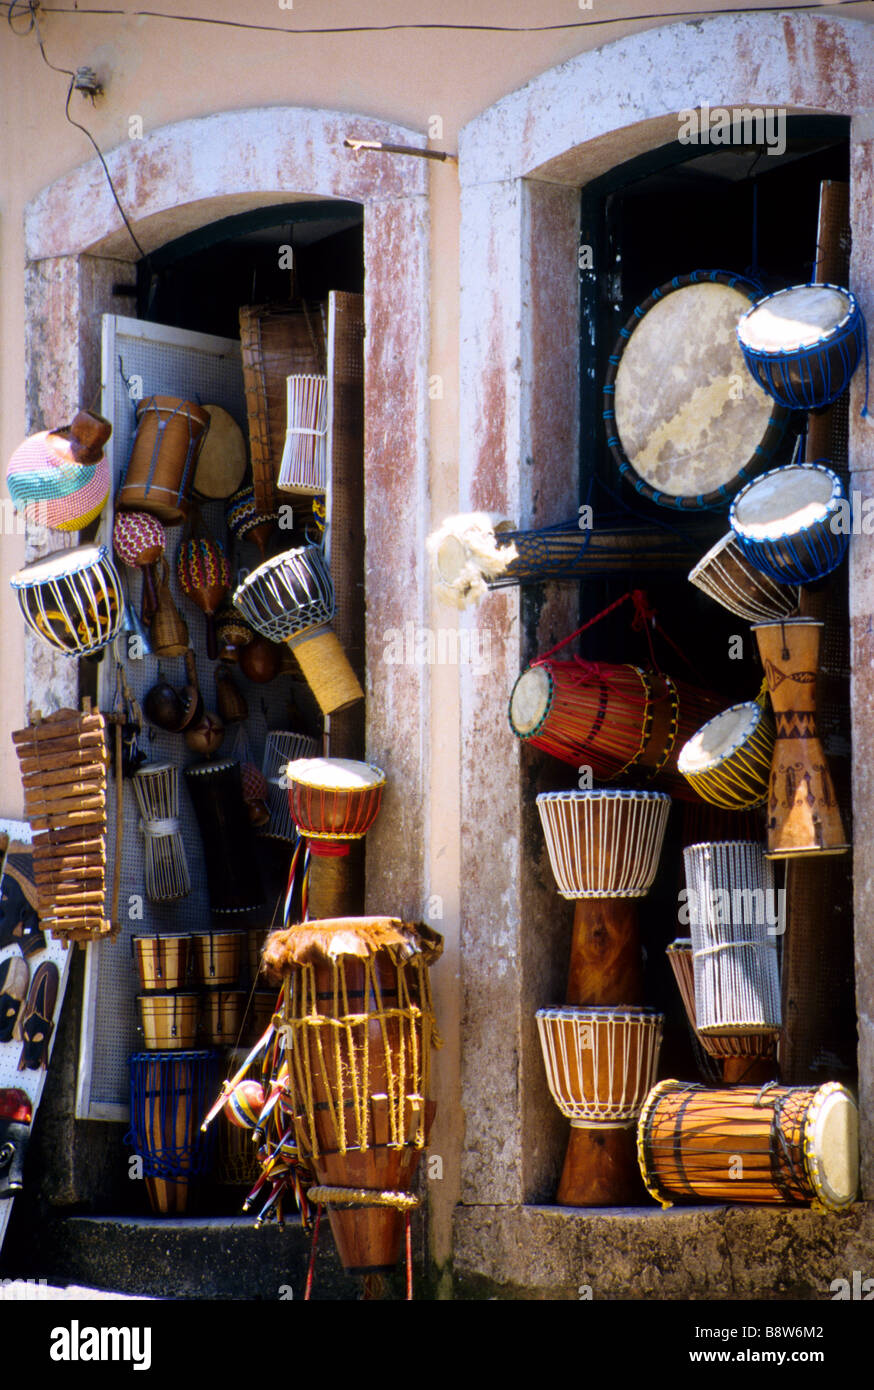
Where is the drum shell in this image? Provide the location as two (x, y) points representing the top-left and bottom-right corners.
(688, 532), (800, 624)
(737, 288), (864, 411)
(536, 790), (670, 898)
(665, 940), (778, 1060)
(248, 988), (279, 1042)
(118, 397), (210, 525)
(191, 930), (244, 987)
(679, 701), (775, 811)
(11, 545), (125, 658)
(509, 661), (649, 779)
(127, 1050), (216, 1215)
(183, 762), (265, 913)
(133, 934), (191, 991)
(536, 1008), (663, 1123)
(287, 776), (384, 840)
(200, 989), (246, 1046)
(137, 992), (199, 1050)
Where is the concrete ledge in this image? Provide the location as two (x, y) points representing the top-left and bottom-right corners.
(452, 1202), (874, 1300)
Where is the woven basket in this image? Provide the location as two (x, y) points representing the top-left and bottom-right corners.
(239, 302), (327, 515)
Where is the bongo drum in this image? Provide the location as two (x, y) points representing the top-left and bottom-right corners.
(133, 934), (191, 992)
(183, 761), (265, 914)
(191, 930), (244, 987)
(730, 463), (848, 586)
(683, 841), (781, 1041)
(677, 700), (775, 810)
(10, 544), (125, 657)
(132, 763), (191, 903)
(127, 1050), (217, 1214)
(278, 374), (328, 496)
(233, 546), (363, 715)
(603, 271), (790, 509)
(752, 618), (849, 858)
(665, 939), (777, 1084)
(637, 1080), (859, 1211)
(261, 731), (320, 840)
(737, 283), (866, 410)
(688, 532), (799, 624)
(200, 989), (246, 1047)
(537, 1006), (663, 1205)
(270, 916), (441, 1274)
(137, 992), (199, 1050)
(118, 396), (210, 525)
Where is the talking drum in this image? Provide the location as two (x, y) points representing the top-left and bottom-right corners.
(683, 840), (781, 1041)
(132, 763), (191, 903)
(677, 699), (775, 810)
(118, 397), (210, 525)
(752, 618), (849, 858)
(688, 532), (799, 624)
(665, 939), (777, 1085)
(267, 917), (442, 1274)
(603, 271), (790, 510)
(233, 546), (363, 716)
(737, 283), (866, 410)
(637, 1080), (860, 1210)
(537, 1007), (663, 1206)
(729, 463), (848, 586)
(133, 934), (191, 992)
(10, 543), (125, 657)
(183, 761), (265, 913)
(278, 374), (329, 496)
(127, 1050), (217, 1214)
(261, 731), (320, 841)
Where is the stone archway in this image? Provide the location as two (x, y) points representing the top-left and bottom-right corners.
(455, 9), (874, 1279)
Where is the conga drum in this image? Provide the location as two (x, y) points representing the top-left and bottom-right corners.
(118, 396), (210, 525)
(266, 917), (442, 1274)
(730, 463), (848, 586)
(536, 791), (670, 1005)
(537, 1006), (663, 1206)
(737, 283), (866, 410)
(10, 543), (125, 657)
(638, 1080), (859, 1211)
(603, 271), (790, 509)
(677, 699), (775, 810)
(127, 1050), (217, 1213)
(752, 618), (849, 857)
(285, 758), (386, 919)
(183, 761), (265, 913)
(688, 532), (799, 624)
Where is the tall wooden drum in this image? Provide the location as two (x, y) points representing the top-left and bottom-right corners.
(127, 1050), (217, 1214)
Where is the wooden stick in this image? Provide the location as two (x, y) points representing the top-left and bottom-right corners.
(21, 763), (107, 789)
(112, 719), (123, 934)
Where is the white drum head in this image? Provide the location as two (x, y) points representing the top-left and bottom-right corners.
(808, 1087), (859, 1209)
(678, 702), (760, 773)
(285, 757), (385, 790)
(739, 286), (851, 353)
(733, 465), (834, 539)
(510, 666), (551, 735)
(12, 543), (108, 584)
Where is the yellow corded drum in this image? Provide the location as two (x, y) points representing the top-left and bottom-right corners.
(677, 690), (774, 809)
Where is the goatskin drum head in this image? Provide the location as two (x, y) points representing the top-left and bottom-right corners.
(738, 286), (851, 353)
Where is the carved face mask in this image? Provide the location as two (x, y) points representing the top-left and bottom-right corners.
(0, 956), (29, 1044)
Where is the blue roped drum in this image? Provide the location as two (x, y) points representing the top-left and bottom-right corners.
(737, 283), (867, 411)
(729, 462), (848, 586)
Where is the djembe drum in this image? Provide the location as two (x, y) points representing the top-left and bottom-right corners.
(536, 791), (670, 1005)
(678, 699), (775, 810)
(233, 546), (363, 715)
(10, 544), (125, 658)
(737, 283), (866, 410)
(537, 1007), (663, 1206)
(285, 758), (386, 919)
(184, 761), (265, 913)
(132, 763), (191, 903)
(603, 271), (790, 509)
(638, 1080), (859, 1211)
(752, 618), (849, 857)
(261, 731), (320, 841)
(683, 841), (781, 1081)
(665, 939), (776, 1085)
(127, 1050), (217, 1214)
(118, 396), (210, 525)
(730, 463), (848, 586)
(688, 532), (799, 624)
(265, 917), (442, 1277)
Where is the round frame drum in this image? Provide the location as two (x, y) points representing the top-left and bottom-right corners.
(10, 543), (125, 657)
(737, 283), (865, 410)
(730, 463), (848, 586)
(127, 1050), (217, 1214)
(284, 757), (386, 841)
(678, 699), (775, 810)
(191, 930), (244, 987)
(536, 790), (670, 899)
(603, 271), (790, 510)
(133, 934), (191, 992)
(688, 532), (799, 624)
(138, 992), (199, 1050)
(118, 397), (210, 525)
(638, 1080), (859, 1211)
(537, 1007), (663, 1125)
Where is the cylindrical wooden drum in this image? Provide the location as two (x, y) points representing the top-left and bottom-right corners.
(127, 1050), (217, 1214)
(683, 841), (781, 1041)
(737, 283), (865, 410)
(200, 989), (246, 1047)
(688, 532), (799, 624)
(233, 546), (363, 715)
(537, 1007), (663, 1206)
(118, 396), (210, 525)
(271, 917), (441, 1273)
(603, 271), (790, 509)
(191, 930), (244, 987)
(730, 463), (848, 586)
(638, 1080), (859, 1210)
(284, 757), (386, 841)
(10, 543), (125, 658)
(132, 763), (191, 903)
(752, 618), (849, 857)
(137, 992), (199, 1050)
(261, 731), (320, 840)
(133, 934), (191, 992)
(678, 700), (775, 810)
(183, 761), (265, 913)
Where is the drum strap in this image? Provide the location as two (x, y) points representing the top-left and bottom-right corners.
(533, 588), (706, 684)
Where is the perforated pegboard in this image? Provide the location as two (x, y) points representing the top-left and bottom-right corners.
(76, 316), (310, 1121)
